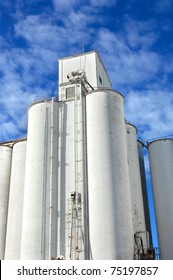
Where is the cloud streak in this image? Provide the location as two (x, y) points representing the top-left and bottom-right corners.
(125, 90), (173, 140)
(0, 0), (173, 145)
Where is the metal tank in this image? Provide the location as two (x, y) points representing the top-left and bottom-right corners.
(126, 123), (149, 258)
(86, 90), (134, 259)
(20, 99), (59, 260)
(0, 145), (12, 259)
(148, 138), (173, 260)
(137, 140), (152, 247)
(5, 139), (27, 259)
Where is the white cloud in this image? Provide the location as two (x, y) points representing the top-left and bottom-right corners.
(154, 0), (173, 13)
(0, 0), (12, 9)
(1, 0), (173, 144)
(52, 0), (84, 11)
(125, 90), (173, 140)
(52, 0), (118, 11)
(15, 15), (62, 50)
(89, 0), (118, 7)
(123, 17), (158, 49)
(0, 44), (57, 142)
(92, 28), (161, 88)
(0, 121), (21, 141)
(1, 6), (98, 141)
(14, 13), (93, 54)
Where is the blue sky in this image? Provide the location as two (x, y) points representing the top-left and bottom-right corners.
(1, 0), (173, 249)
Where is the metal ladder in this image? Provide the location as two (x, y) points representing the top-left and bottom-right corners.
(69, 83), (84, 260)
(66, 71), (90, 260)
(68, 192), (82, 260)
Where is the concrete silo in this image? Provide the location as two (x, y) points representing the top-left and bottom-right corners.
(5, 139), (27, 259)
(86, 91), (134, 259)
(148, 138), (173, 260)
(20, 97), (88, 260)
(0, 145), (12, 259)
(20, 99), (59, 260)
(126, 123), (150, 259)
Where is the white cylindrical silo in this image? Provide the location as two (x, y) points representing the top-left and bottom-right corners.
(148, 138), (173, 260)
(21, 99), (59, 260)
(5, 139), (27, 259)
(126, 124), (148, 257)
(0, 145), (12, 259)
(86, 90), (134, 260)
(137, 140), (152, 247)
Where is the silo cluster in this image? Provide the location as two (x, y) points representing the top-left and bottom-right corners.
(0, 51), (171, 260)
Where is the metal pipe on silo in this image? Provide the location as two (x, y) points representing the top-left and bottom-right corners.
(0, 145), (12, 259)
(82, 91), (90, 260)
(148, 138), (173, 260)
(86, 90), (134, 260)
(48, 97), (58, 260)
(57, 102), (66, 258)
(49, 98), (54, 259)
(5, 139), (27, 259)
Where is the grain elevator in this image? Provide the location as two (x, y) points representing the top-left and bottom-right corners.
(1, 51), (170, 260)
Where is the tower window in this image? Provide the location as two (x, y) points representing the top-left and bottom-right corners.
(99, 76), (102, 84)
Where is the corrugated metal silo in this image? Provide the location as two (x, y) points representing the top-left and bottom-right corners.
(0, 145), (12, 259)
(5, 139), (27, 259)
(148, 138), (173, 260)
(137, 140), (152, 247)
(21, 99), (59, 260)
(86, 90), (134, 259)
(126, 124), (148, 258)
